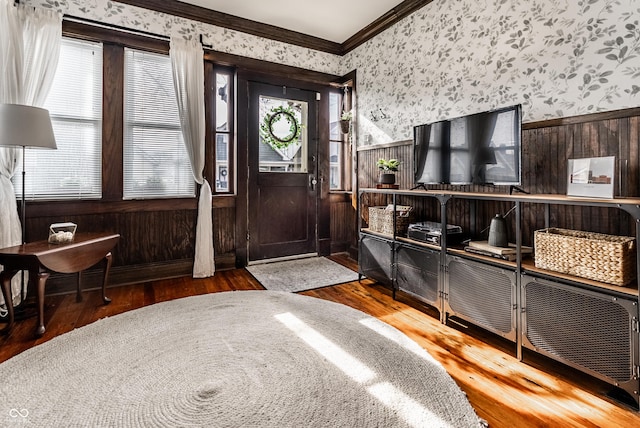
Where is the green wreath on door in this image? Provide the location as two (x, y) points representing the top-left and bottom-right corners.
(260, 105), (302, 150)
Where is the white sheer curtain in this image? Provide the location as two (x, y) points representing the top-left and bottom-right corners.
(170, 37), (215, 278)
(0, 2), (23, 278)
(19, 6), (62, 107)
(0, 1), (61, 312)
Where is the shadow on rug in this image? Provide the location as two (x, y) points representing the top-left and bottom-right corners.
(246, 256), (359, 292)
(0, 291), (483, 427)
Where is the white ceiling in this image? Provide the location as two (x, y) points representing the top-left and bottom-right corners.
(178, 0), (404, 43)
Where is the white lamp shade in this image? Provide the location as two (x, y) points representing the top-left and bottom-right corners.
(0, 104), (57, 149)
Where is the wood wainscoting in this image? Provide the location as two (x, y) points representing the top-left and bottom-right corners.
(24, 197), (237, 294)
(329, 192), (357, 255)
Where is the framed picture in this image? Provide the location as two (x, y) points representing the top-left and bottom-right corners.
(567, 156), (615, 199)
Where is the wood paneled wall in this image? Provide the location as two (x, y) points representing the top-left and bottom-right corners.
(330, 193), (357, 254)
(357, 108), (640, 245)
(24, 200), (236, 293)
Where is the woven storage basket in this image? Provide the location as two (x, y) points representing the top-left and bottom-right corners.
(534, 228), (636, 286)
(368, 206), (413, 235)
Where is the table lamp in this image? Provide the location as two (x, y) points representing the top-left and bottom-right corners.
(0, 104), (57, 300)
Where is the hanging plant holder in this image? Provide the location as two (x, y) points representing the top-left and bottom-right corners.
(340, 119), (350, 134)
(260, 105), (302, 150)
(340, 86), (352, 135)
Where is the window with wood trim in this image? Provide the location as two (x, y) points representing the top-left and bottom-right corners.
(26, 30), (236, 203)
(211, 65), (234, 194)
(123, 48), (195, 200)
(14, 37), (103, 200)
(329, 88), (352, 191)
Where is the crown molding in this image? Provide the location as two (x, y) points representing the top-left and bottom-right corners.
(115, 0), (342, 55)
(115, 0), (431, 56)
(342, 0), (432, 54)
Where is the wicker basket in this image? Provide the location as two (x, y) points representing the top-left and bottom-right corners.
(534, 228), (636, 286)
(368, 205), (413, 235)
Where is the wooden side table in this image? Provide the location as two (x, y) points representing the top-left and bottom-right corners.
(0, 233), (120, 337)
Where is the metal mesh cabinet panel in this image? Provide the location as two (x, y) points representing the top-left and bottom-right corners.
(446, 256), (516, 340)
(522, 275), (638, 401)
(395, 243), (439, 308)
(359, 233), (393, 286)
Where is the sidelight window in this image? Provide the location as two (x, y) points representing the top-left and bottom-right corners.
(329, 87), (352, 191)
(329, 91), (343, 190)
(213, 68), (234, 193)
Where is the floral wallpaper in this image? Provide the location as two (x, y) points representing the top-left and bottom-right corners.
(23, 0), (341, 75)
(342, 0), (640, 146)
(23, 0), (640, 148)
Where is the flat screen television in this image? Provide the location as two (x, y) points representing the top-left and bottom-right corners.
(414, 104), (522, 185)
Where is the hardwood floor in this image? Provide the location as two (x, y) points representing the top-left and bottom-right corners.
(1, 254), (639, 427)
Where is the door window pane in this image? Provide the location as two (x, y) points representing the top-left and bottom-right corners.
(258, 96), (307, 173)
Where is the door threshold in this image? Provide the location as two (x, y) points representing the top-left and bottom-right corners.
(247, 253), (319, 266)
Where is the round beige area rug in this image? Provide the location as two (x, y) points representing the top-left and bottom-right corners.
(0, 290), (483, 427)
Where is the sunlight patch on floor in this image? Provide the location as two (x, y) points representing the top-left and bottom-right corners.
(368, 381), (446, 428)
(362, 309), (616, 424)
(358, 317), (441, 367)
(274, 312), (376, 384)
(274, 312), (451, 428)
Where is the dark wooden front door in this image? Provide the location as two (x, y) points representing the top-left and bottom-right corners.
(247, 82), (318, 262)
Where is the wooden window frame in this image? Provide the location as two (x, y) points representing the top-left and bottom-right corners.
(57, 20), (236, 207)
(205, 63), (236, 195)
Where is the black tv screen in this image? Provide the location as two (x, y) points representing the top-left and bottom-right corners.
(414, 105), (522, 185)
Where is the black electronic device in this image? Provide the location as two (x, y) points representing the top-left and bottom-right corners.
(413, 104), (522, 186)
(407, 221), (464, 245)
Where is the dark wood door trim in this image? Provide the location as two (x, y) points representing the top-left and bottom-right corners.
(246, 82), (318, 261)
(236, 72), (333, 266)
